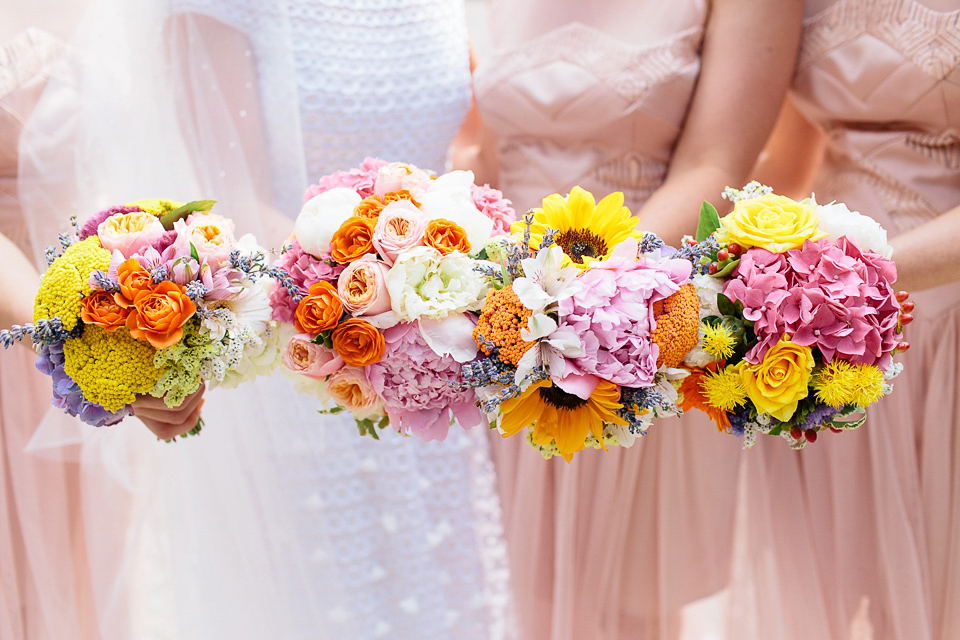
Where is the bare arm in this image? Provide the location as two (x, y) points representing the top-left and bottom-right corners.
(634, 0), (804, 246)
(751, 96), (826, 200)
(451, 44), (501, 187)
(889, 204), (960, 292)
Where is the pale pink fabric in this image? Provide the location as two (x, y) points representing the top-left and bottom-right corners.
(731, 1), (960, 638)
(474, 3), (746, 638)
(0, 28), (102, 640)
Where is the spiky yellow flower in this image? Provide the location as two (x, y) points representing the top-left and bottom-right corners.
(62, 325), (163, 412)
(700, 366), (748, 411)
(850, 364), (886, 408)
(500, 379), (626, 463)
(34, 237), (112, 331)
(701, 323), (736, 360)
(512, 186), (641, 269)
(812, 360), (859, 407)
(651, 284), (701, 368)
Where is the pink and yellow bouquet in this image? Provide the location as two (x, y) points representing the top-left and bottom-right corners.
(2, 200), (283, 436)
(272, 159), (517, 440)
(459, 187), (698, 462)
(675, 183), (910, 448)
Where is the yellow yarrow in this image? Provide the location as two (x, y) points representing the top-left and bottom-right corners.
(62, 325), (163, 412)
(34, 237), (112, 331)
(124, 199), (183, 217)
(700, 366), (748, 411)
(701, 323), (736, 360)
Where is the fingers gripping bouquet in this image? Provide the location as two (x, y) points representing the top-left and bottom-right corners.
(2, 200), (284, 437)
(272, 158), (517, 441)
(459, 187), (699, 462)
(675, 182), (910, 449)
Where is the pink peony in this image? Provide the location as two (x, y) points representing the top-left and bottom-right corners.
(470, 183), (516, 235)
(364, 322), (484, 442)
(80, 205), (143, 240)
(303, 157), (388, 202)
(269, 240), (345, 323)
(373, 162), (432, 198)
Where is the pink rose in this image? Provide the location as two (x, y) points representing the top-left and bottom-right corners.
(327, 366), (384, 419)
(338, 257), (392, 316)
(97, 211), (166, 258)
(373, 162), (432, 198)
(372, 201), (427, 264)
(173, 213), (236, 269)
(282, 334), (344, 379)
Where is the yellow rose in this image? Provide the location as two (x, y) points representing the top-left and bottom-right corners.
(715, 194), (826, 253)
(739, 336), (814, 421)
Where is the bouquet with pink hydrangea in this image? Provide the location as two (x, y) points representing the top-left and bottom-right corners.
(674, 183), (911, 449)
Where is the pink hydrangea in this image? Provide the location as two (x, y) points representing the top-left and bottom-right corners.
(470, 184), (516, 235)
(364, 322), (484, 442)
(558, 247), (693, 388)
(269, 240), (344, 323)
(302, 157), (388, 202)
(726, 239), (901, 367)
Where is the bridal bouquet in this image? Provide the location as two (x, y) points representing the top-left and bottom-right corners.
(272, 158), (517, 440)
(2, 200), (282, 436)
(459, 187), (698, 462)
(675, 183), (909, 448)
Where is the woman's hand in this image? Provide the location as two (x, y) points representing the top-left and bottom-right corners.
(132, 386), (205, 440)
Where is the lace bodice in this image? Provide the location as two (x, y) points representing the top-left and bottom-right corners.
(474, 0), (707, 212)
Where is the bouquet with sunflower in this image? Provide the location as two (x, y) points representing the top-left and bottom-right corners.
(675, 183), (911, 448)
(1, 199), (285, 437)
(459, 186), (700, 462)
(271, 158), (517, 440)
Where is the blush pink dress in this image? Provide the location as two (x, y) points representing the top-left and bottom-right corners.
(474, 2), (746, 638)
(732, 1), (960, 638)
(0, 28), (102, 640)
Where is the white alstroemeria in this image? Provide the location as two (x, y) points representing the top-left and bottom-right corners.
(514, 313), (584, 387)
(512, 245), (582, 312)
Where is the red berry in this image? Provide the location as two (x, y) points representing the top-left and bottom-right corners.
(717, 249), (730, 262)
(829, 427), (843, 434)
(790, 426), (803, 440)
(897, 341), (911, 352)
(708, 262), (719, 275)
(901, 301), (915, 313)
(896, 291), (910, 303)
(686, 237), (698, 246)
(900, 313), (914, 326)
(805, 429), (818, 443)
(728, 243), (742, 256)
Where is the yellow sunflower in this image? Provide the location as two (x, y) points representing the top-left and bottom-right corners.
(512, 186), (642, 268)
(499, 379), (626, 462)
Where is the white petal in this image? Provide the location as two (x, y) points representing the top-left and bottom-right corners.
(418, 316), (479, 363)
(521, 313), (557, 341)
(512, 277), (552, 312)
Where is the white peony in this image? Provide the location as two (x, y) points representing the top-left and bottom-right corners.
(294, 187), (362, 258)
(387, 246), (490, 321)
(815, 200), (894, 259)
(683, 274), (725, 368)
(417, 170), (494, 252)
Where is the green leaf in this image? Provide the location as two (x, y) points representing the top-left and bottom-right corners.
(159, 200), (217, 230)
(714, 257), (741, 278)
(189, 242), (200, 263)
(717, 293), (738, 318)
(695, 201), (721, 243)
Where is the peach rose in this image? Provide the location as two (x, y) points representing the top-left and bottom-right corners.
(97, 211), (166, 257)
(294, 281), (344, 336)
(372, 200), (427, 264)
(282, 333), (344, 379)
(424, 218), (471, 255)
(81, 290), (129, 331)
(330, 216), (376, 263)
(353, 196), (386, 220)
(337, 257), (392, 316)
(327, 366), (384, 419)
(380, 190), (421, 208)
(115, 259), (153, 308)
(125, 281), (197, 349)
(173, 213), (236, 268)
(373, 162), (432, 198)
(332, 317), (385, 366)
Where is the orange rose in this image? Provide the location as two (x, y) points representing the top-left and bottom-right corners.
(331, 318), (385, 366)
(80, 290), (129, 331)
(424, 218), (471, 255)
(353, 196), (386, 220)
(294, 282), (344, 335)
(115, 259), (152, 307)
(381, 189), (421, 208)
(330, 216), (376, 263)
(125, 281), (196, 349)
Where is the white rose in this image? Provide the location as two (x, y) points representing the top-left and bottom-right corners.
(418, 170), (494, 252)
(815, 201), (893, 259)
(387, 246), (489, 321)
(294, 187), (362, 258)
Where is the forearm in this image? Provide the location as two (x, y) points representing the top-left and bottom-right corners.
(0, 233), (40, 330)
(890, 205), (960, 292)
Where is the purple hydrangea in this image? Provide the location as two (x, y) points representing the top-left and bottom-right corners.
(36, 343), (130, 427)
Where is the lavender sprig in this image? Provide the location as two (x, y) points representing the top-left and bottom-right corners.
(90, 270), (120, 293)
(1, 317), (71, 348)
(229, 249), (304, 303)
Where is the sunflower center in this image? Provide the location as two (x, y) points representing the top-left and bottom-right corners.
(538, 385), (589, 411)
(555, 228), (607, 264)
